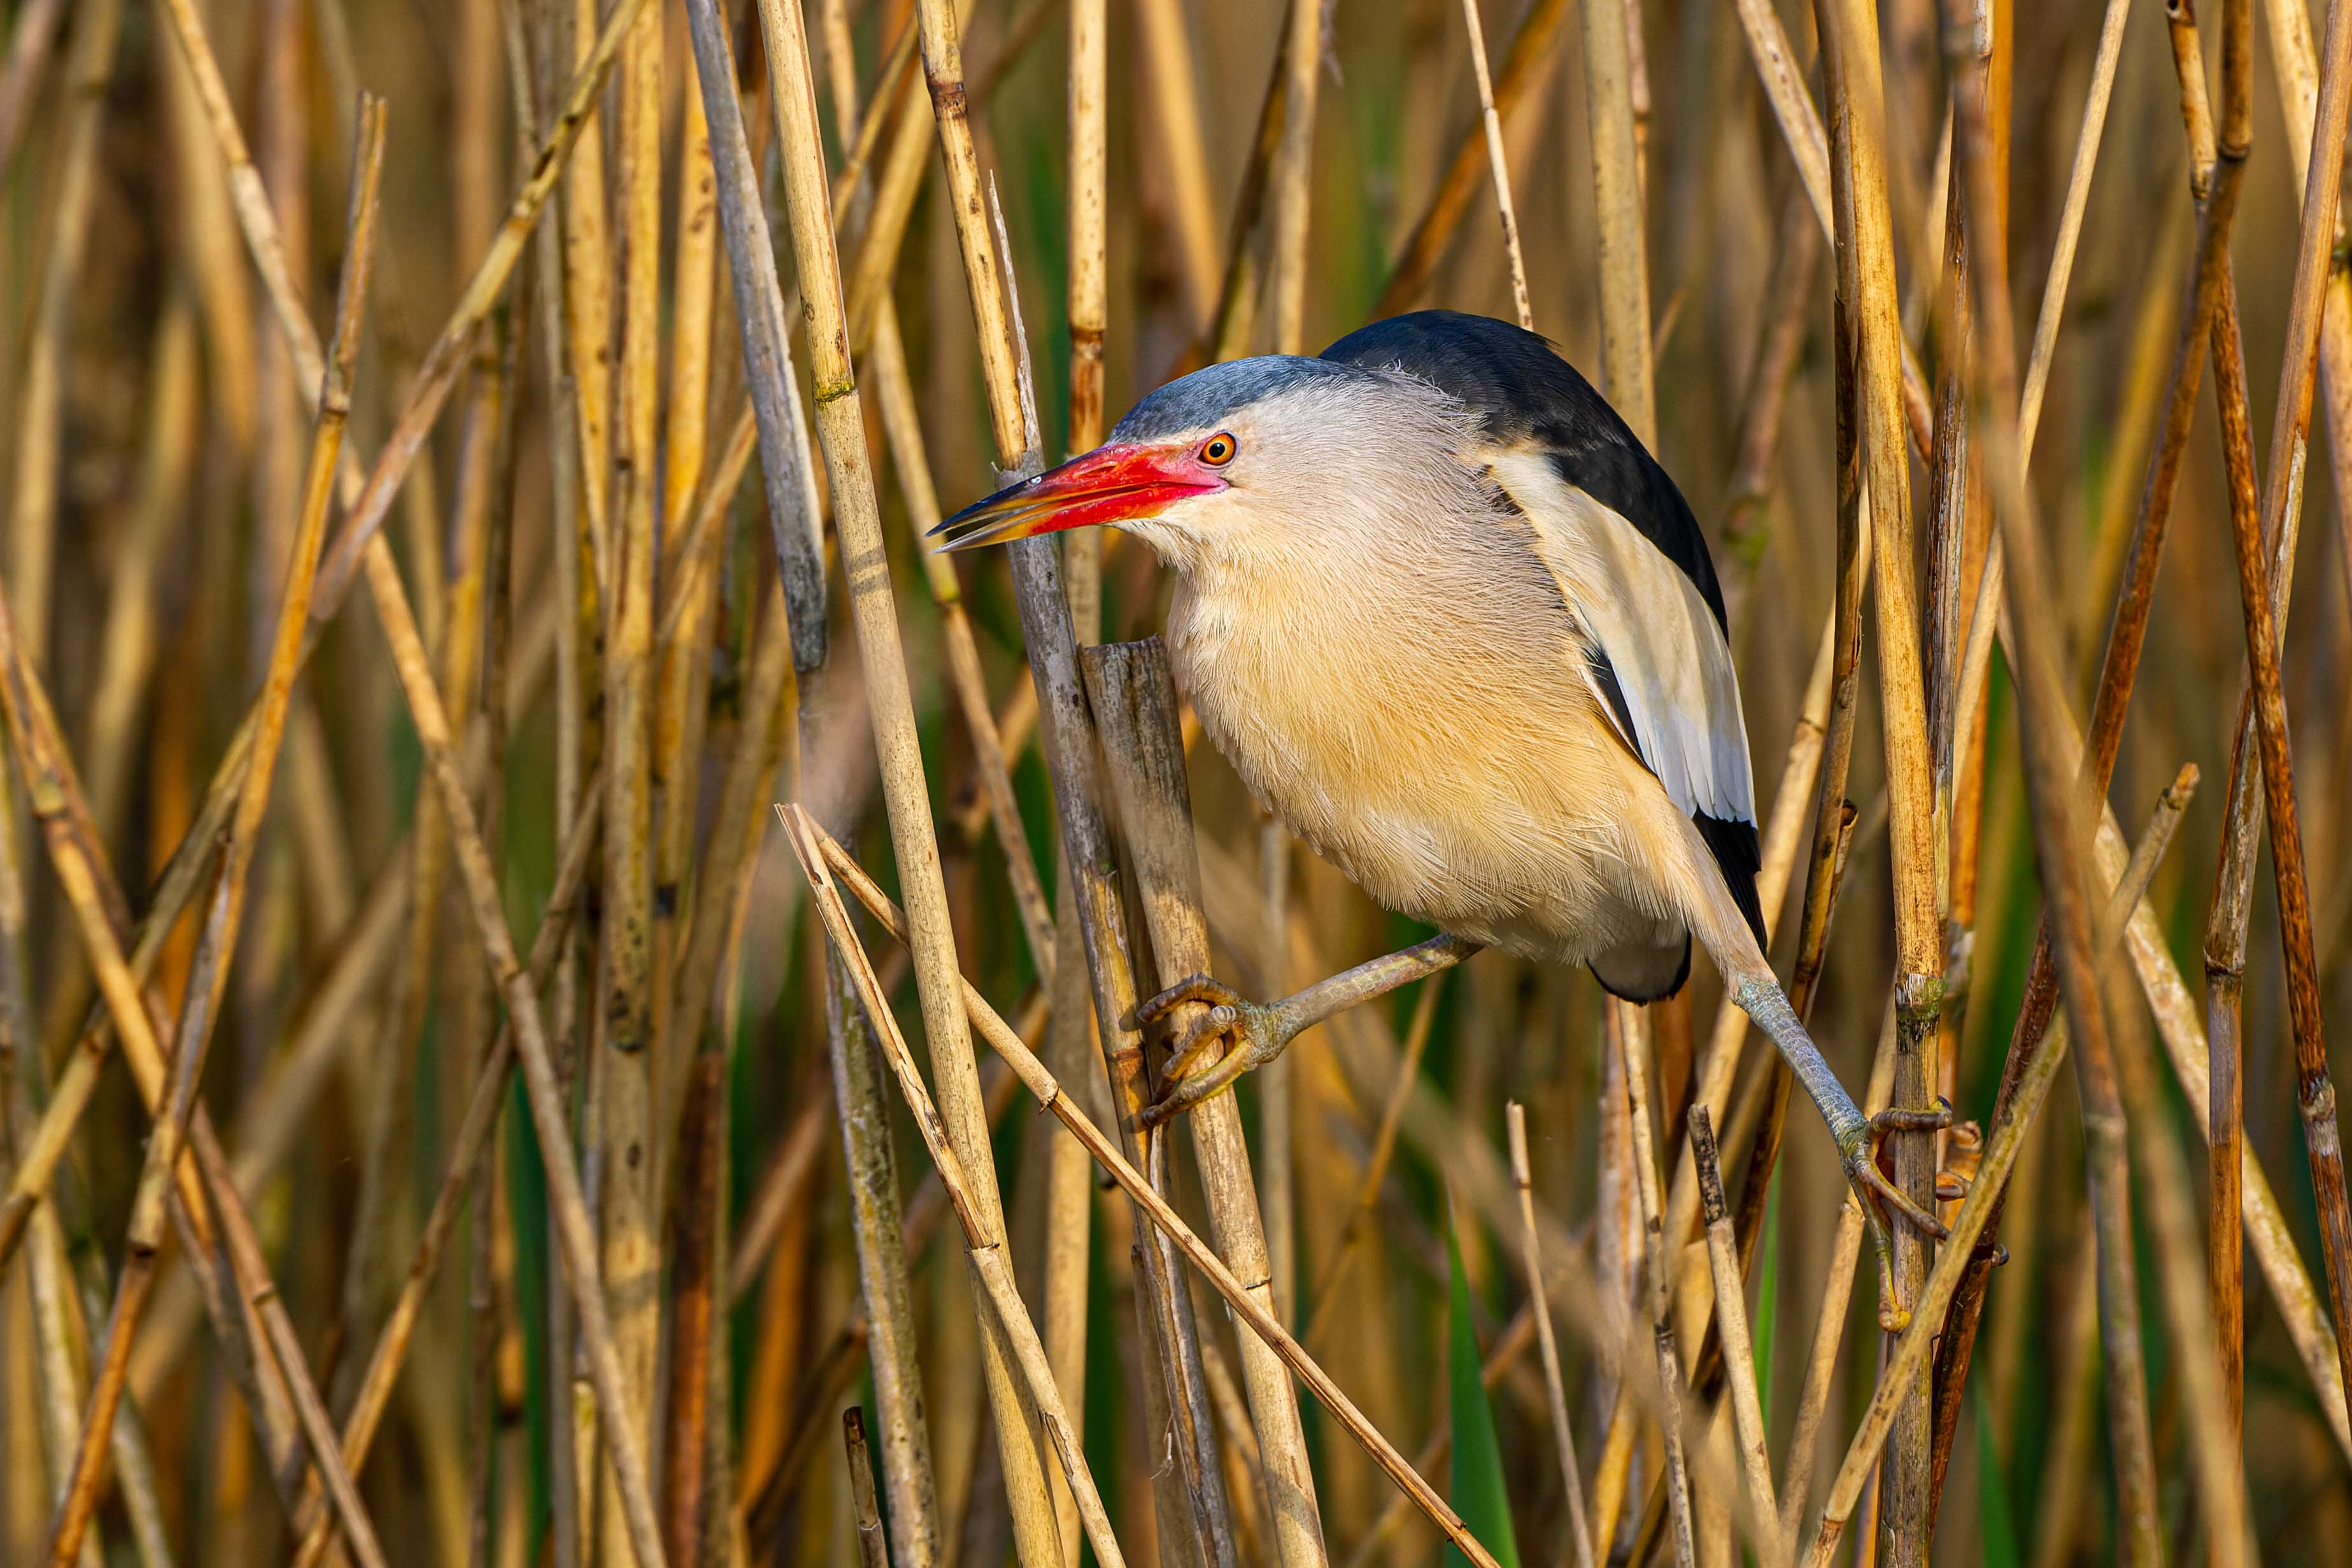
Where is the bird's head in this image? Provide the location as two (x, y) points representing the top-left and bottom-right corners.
(931, 356), (1464, 567)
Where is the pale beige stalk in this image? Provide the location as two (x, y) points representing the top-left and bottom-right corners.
(1580, 0), (1652, 439)
(1267, 0), (1325, 355)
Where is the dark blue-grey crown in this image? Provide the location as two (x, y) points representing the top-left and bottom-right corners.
(1110, 355), (1377, 444)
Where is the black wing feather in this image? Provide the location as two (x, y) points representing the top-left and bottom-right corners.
(1320, 310), (1728, 632)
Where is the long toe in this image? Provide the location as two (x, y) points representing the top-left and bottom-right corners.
(1142, 1032), (1262, 1128)
(1850, 1153), (1952, 1241)
(1127, 972), (1242, 1030)
(1165, 1005), (1242, 1080)
(1868, 1096), (1955, 1134)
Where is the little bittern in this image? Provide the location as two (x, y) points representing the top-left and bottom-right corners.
(939, 309), (1946, 1259)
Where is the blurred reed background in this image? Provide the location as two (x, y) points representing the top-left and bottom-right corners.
(0, 0), (2349, 1563)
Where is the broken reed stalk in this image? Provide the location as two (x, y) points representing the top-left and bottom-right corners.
(1508, 1103), (1595, 1568)
(1687, 1107), (1778, 1557)
(1613, 999), (1694, 1565)
(756, 3), (1063, 1558)
(792, 814), (1127, 1567)
(795, 812), (1507, 1568)
(1082, 638), (1331, 1568)
(2222, 0), (2352, 1412)
(847, 1409), (891, 1568)
(1457, 0), (1533, 331)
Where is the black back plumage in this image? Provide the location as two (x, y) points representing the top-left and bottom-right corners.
(1321, 310), (1729, 632)
(1324, 311), (1765, 957)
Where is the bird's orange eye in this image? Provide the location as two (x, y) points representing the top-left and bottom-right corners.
(1200, 432), (1237, 466)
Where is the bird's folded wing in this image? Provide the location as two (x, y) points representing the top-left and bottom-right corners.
(1487, 449), (1757, 828)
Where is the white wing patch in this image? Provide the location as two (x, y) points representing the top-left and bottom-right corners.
(1487, 451), (1756, 826)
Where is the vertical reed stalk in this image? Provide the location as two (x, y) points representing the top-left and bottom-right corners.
(591, 15), (663, 1563)
(1689, 1107), (1778, 1557)
(1581, 0), (1652, 439)
(1614, 999), (1694, 1565)
(1266, 0), (1324, 355)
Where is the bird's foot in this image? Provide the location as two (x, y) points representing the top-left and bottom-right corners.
(1838, 1098), (1956, 1331)
(1126, 974), (1298, 1129)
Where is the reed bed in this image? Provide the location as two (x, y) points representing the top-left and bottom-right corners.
(1, 0), (2349, 1564)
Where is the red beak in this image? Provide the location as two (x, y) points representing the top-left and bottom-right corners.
(932, 443), (1224, 552)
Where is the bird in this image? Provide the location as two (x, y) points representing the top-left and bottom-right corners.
(935, 309), (1945, 1260)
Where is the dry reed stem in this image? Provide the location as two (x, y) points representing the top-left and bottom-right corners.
(760, 3), (1062, 1557)
(1069, 0), (1108, 447)
(1083, 639), (1330, 1568)
(358, 532), (669, 1568)
(1267, 0), (1324, 355)
(685, 0), (828, 677)
(1508, 1103), (1594, 1568)
(38, 102), (386, 1568)
(591, 20), (665, 1564)
(789, 812), (1124, 1567)
(866, 307), (1054, 970)
(1580, 0), (1653, 439)
(2260, 0), (2352, 593)
(798, 814), (1508, 1568)
(823, 941), (946, 1568)
(1733, 0), (1936, 456)
(1924, 0), (2256, 1464)
(0, 0), (64, 175)
(1687, 1106), (1779, 1560)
